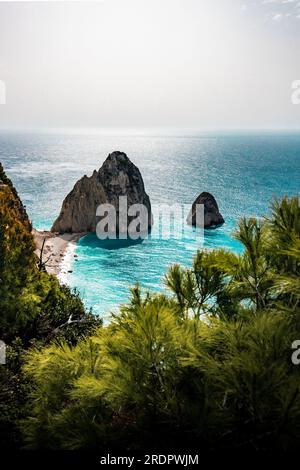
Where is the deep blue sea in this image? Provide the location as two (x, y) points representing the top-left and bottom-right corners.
(1, 131), (299, 319)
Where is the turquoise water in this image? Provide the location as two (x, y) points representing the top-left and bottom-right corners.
(0, 131), (299, 318)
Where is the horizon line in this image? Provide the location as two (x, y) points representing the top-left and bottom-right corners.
(0, 126), (300, 137)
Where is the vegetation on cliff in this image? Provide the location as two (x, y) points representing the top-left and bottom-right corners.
(1, 162), (300, 451)
(21, 195), (300, 451)
(0, 164), (102, 448)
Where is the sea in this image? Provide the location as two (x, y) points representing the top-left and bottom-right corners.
(0, 130), (299, 319)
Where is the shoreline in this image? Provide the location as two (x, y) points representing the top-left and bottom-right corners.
(33, 229), (86, 277)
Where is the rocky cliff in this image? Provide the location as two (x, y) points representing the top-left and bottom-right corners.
(51, 151), (152, 234)
(187, 192), (225, 228)
(0, 162), (29, 223)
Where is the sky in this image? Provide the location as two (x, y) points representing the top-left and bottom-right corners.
(0, 0), (300, 131)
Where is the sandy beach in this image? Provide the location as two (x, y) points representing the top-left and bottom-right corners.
(33, 229), (86, 276)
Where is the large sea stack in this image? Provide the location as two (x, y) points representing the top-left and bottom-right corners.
(51, 151), (152, 234)
(187, 192), (224, 228)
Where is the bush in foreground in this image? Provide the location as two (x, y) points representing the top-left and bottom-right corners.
(22, 196), (300, 451)
(0, 163), (102, 449)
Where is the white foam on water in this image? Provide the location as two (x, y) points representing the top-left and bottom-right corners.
(57, 241), (77, 285)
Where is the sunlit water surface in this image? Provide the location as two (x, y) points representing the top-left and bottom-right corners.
(1, 131), (299, 318)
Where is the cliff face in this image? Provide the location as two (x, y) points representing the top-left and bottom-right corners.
(0, 162), (29, 224)
(187, 192), (225, 228)
(51, 151), (152, 234)
(0, 163), (36, 304)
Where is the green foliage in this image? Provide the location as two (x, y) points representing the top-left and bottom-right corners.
(0, 165), (102, 343)
(0, 162), (29, 223)
(21, 195), (300, 451)
(0, 183), (37, 336)
(0, 164), (102, 450)
(165, 250), (229, 318)
(1, 179), (300, 451)
(0, 339), (30, 449)
(265, 196), (300, 309)
(22, 301), (300, 450)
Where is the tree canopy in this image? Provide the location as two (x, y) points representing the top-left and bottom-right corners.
(21, 195), (300, 451)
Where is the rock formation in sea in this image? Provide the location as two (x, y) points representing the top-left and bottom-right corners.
(51, 151), (152, 234)
(187, 192), (225, 228)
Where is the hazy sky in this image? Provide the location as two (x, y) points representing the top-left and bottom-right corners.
(0, 0), (300, 130)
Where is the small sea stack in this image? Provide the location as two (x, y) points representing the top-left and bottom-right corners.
(51, 151), (152, 234)
(187, 192), (225, 228)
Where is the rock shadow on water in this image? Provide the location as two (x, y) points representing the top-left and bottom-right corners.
(79, 233), (146, 250)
